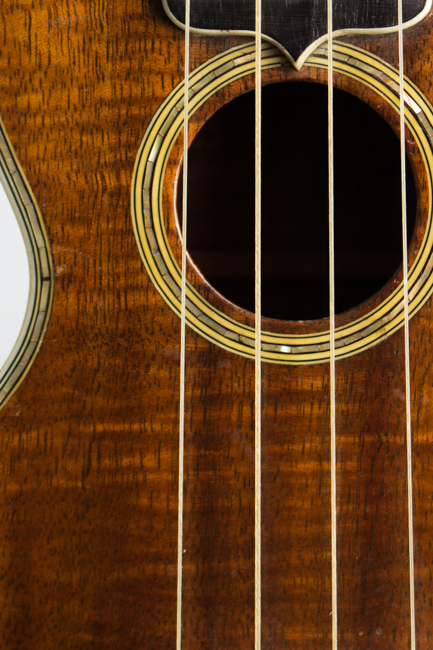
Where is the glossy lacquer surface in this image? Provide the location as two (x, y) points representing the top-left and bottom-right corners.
(0, 1), (433, 649)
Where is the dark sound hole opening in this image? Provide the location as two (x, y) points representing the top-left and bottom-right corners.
(178, 82), (417, 321)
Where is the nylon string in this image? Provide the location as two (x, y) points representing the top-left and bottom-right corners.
(176, 0), (190, 646)
(254, 0), (262, 648)
(327, 0), (338, 648)
(397, 1), (416, 647)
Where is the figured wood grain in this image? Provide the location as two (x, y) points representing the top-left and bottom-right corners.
(0, 1), (433, 649)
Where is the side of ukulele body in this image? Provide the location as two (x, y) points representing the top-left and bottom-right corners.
(0, 1), (432, 648)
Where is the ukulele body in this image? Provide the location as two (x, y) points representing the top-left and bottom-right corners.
(0, 1), (432, 648)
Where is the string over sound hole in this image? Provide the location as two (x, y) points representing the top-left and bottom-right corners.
(179, 81), (417, 321)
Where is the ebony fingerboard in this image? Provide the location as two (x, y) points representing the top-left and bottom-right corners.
(164, 0), (427, 62)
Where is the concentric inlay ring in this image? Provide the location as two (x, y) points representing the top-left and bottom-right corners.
(132, 41), (433, 365)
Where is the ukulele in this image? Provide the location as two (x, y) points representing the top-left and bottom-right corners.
(0, 0), (432, 648)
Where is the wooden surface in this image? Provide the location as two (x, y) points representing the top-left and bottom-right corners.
(0, 1), (432, 648)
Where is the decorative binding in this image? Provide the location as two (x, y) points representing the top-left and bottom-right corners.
(162, 0), (430, 69)
(0, 119), (54, 408)
(132, 41), (433, 365)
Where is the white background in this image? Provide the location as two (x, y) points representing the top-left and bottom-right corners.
(0, 182), (30, 373)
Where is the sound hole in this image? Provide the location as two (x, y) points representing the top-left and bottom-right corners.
(178, 82), (417, 321)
